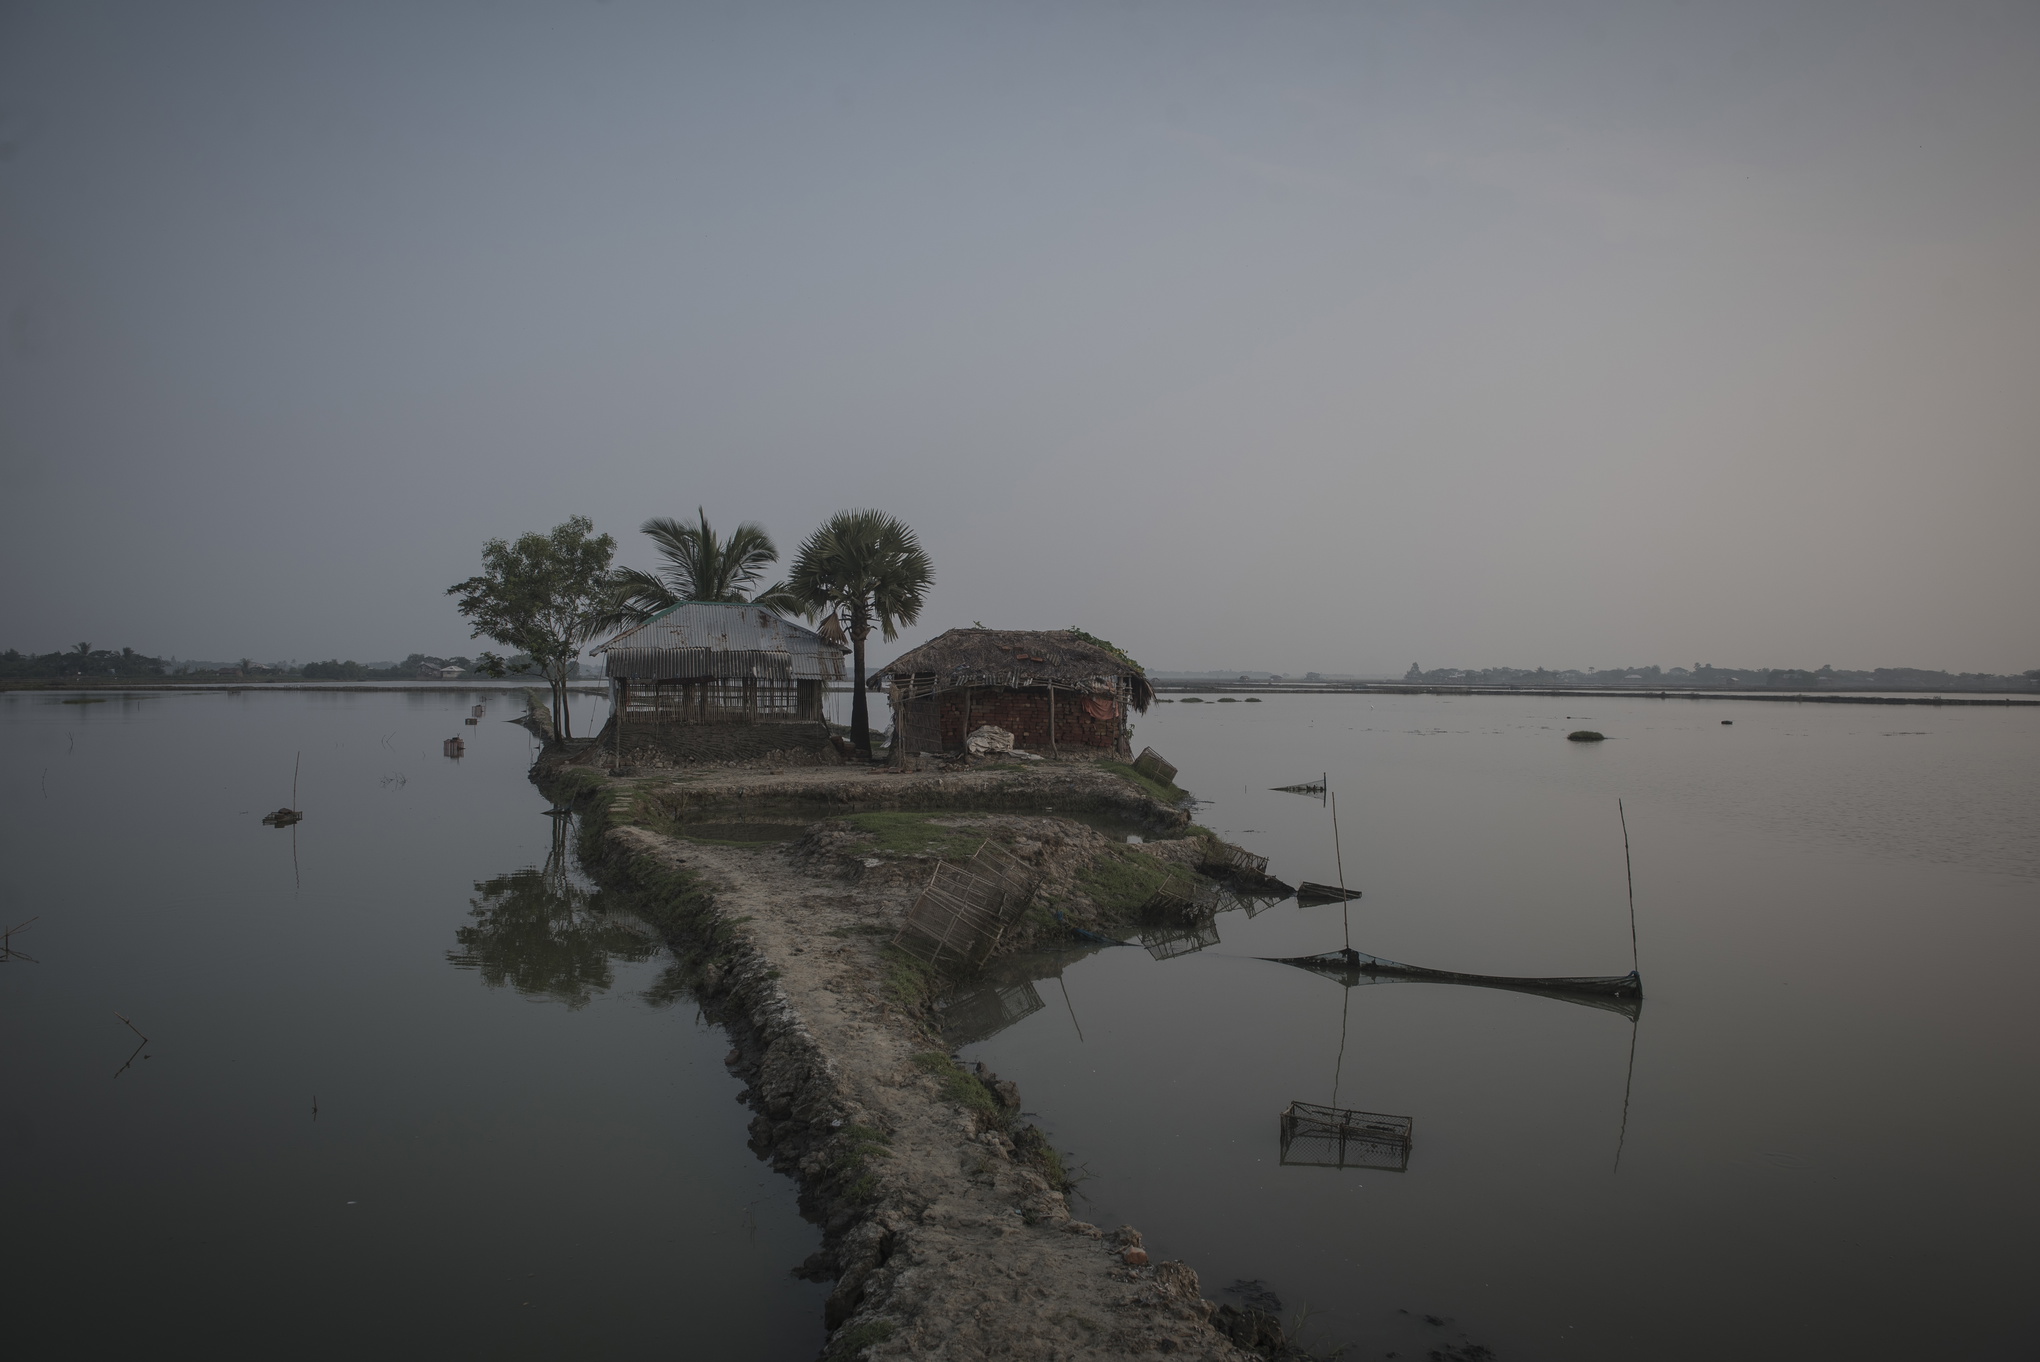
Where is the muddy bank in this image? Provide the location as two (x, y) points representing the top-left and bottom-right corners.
(540, 754), (1302, 1360)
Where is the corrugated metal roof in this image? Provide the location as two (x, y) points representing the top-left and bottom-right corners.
(593, 601), (848, 682)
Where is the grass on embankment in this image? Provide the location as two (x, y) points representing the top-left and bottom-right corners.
(838, 810), (997, 861)
(1095, 758), (1189, 806)
(1076, 842), (1201, 915)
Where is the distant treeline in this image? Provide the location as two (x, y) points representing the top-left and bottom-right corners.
(1401, 662), (2040, 692)
(2, 647), (581, 682)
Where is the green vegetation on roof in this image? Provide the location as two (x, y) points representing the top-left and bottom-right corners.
(1064, 626), (1143, 674)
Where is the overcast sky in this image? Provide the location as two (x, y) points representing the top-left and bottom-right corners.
(2, 1), (2035, 673)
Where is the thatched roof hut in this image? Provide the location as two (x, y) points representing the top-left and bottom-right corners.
(869, 628), (1152, 757)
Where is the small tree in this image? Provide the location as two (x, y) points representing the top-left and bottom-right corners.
(787, 510), (933, 757)
(447, 516), (618, 740)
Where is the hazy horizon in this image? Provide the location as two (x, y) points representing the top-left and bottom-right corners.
(4, 2), (2036, 674)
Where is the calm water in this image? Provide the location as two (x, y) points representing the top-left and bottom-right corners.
(962, 694), (2040, 1360)
(0, 688), (826, 1358)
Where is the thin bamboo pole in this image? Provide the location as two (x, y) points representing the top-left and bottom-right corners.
(1332, 790), (1351, 952)
(1619, 799), (1640, 975)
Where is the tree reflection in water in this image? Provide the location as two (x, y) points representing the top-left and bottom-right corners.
(447, 815), (661, 1009)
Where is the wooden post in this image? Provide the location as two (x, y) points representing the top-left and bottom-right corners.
(1048, 684), (1057, 754)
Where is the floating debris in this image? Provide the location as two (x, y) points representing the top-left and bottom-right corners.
(260, 808), (304, 827)
(1567, 730), (1606, 742)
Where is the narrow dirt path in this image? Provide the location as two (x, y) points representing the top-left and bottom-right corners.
(564, 758), (1280, 1360)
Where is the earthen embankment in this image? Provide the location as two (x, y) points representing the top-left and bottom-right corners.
(540, 753), (1294, 1360)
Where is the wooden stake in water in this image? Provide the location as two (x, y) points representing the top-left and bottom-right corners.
(1332, 790), (1351, 952)
(292, 751), (301, 810)
(1619, 798), (1639, 975)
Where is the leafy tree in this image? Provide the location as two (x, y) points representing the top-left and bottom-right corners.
(602, 508), (799, 629)
(446, 516), (617, 740)
(786, 509), (933, 757)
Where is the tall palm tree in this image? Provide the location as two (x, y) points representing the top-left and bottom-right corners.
(602, 508), (800, 629)
(787, 510), (933, 757)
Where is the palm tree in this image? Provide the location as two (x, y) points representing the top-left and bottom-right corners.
(602, 508), (799, 628)
(787, 510), (933, 757)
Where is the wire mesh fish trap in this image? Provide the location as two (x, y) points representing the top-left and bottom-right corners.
(967, 839), (1040, 925)
(893, 840), (1041, 973)
(1279, 1101), (1413, 1172)
(1271, 778), (1325, 796)
(1142, 918), (1221, 961)
(936, 979), (1047, 1047)
(1201, 842), (1270, 877)
(1143, 873), (1200, 921)
(893, 861), (1008, 971)
(1132, 747), (1178, 786)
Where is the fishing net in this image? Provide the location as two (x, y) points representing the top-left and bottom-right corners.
(1279, 1101), (1412, 1172)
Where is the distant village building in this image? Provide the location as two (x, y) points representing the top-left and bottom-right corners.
(591, 602), (849, 764)
(869, 628), (1153, 759)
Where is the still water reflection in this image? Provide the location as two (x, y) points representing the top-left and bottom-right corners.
(960, 693), (2040, 1361)
(447, 815), (662, 1010)
(1, 688), (825, 1359)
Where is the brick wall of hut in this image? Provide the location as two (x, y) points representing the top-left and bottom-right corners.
(932, 687), (1122, 751)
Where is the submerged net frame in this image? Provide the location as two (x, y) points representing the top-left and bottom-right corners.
(1141, 918), (1221, 961)
(1279, 1101), (1413, 1172)
(937, 979), (1047, 1047)
(1202, 843), (1270, 877)
(1142, 873), (1199, 920)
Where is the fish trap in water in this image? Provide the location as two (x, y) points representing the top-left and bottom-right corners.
(1142, 872), (1202, 921)
(1141, 918), (1221, 961)
(1279, 1101), (1412, 1172)
(937, 979), (1046, 1047)
(1271, 778), (1326, 796)
(1201, 842), (1270, 878)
